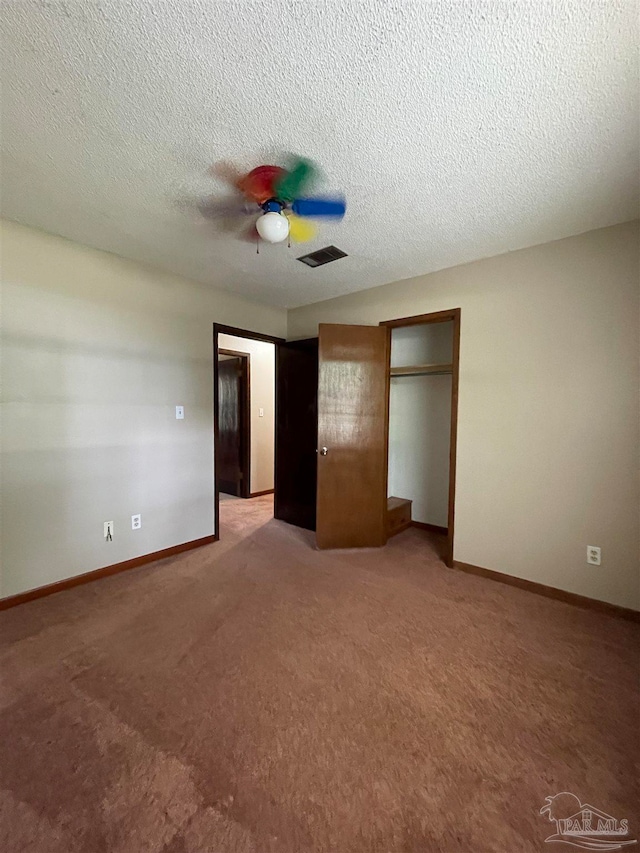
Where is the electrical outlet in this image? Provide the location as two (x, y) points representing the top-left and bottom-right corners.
(176, 405), (184, 419)
(104, 521), (114, 541)
(131, 514), (141, 530)
(587, 545), (601, 566)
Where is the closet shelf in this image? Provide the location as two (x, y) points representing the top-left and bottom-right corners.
(389, 363), (453, 377)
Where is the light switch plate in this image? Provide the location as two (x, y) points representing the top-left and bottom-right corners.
(176, 405), (184, 419)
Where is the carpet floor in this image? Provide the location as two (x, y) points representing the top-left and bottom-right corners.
(0, 495), (638, 852)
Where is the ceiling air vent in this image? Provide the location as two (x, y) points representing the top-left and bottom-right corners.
(297, 245), (348, 267)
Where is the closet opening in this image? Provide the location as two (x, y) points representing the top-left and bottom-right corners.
(380, 310), (461, 567)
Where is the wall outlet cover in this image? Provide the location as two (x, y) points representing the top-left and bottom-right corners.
(587, 545), (601, 566)
(131, 514), (141, 530)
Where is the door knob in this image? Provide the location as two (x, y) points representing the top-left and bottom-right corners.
(318, 446), (328, 456)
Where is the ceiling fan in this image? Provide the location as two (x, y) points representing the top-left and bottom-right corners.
(200, 155), (346, 246)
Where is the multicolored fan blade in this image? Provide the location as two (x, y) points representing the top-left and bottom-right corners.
(286, 213), (317, 243)
(209, 161), (244, 188)
(237, 165), (285, 204)
(198, 197), (254, 220)
(239, 221), (260, 243)
(291, 197), (346, 219)
(275, 157), (317, 202)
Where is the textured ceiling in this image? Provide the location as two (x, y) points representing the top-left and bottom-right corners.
(1, 1), (638, 308)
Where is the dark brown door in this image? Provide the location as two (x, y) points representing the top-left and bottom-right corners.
(274, 338), (319, 530)
(218, 356), (248, 496)
(316, 324), (390, 549)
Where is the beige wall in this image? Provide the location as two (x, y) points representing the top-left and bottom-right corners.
(218, 333), (275, 494)
(289, 221), (640, 610)
(0, 220), (286, 598)
(3, 219), (639, 609)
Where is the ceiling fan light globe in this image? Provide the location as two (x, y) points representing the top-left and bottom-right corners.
(256, 212), (289, 243)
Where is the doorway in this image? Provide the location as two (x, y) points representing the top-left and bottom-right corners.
(217, 349), (250, 497)
(380, 309), (461, 566)
(275, 338), (319, 531)
(213, 324), (283, 539)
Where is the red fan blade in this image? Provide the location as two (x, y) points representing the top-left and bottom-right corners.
(238, 165), (286, 204)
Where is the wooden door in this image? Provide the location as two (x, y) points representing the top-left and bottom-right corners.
(217, 356), (248, 496)
(274, 338), (319, 530)
(316, 324), (390, 549)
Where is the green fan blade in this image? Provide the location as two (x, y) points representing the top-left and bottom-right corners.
(275, 157), (316, 202)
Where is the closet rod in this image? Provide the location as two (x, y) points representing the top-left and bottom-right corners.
(389, 363), (453, 377)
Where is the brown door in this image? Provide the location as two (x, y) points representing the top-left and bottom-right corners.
(316, 324), (390, 549)
(274, 338), (319, 530)
(218, 356), (249, 496)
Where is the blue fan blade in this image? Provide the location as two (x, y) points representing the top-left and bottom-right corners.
(291, 197), (346, 218)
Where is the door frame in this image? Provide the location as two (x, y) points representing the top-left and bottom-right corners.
(379, 308), (461, 568)
(213, 324), (285, 540)
(218, 348), (251, 499)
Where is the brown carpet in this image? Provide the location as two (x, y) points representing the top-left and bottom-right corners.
(0, 495), (638, 852)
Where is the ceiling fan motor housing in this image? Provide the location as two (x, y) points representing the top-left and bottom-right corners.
(261, 198), (285, 213)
